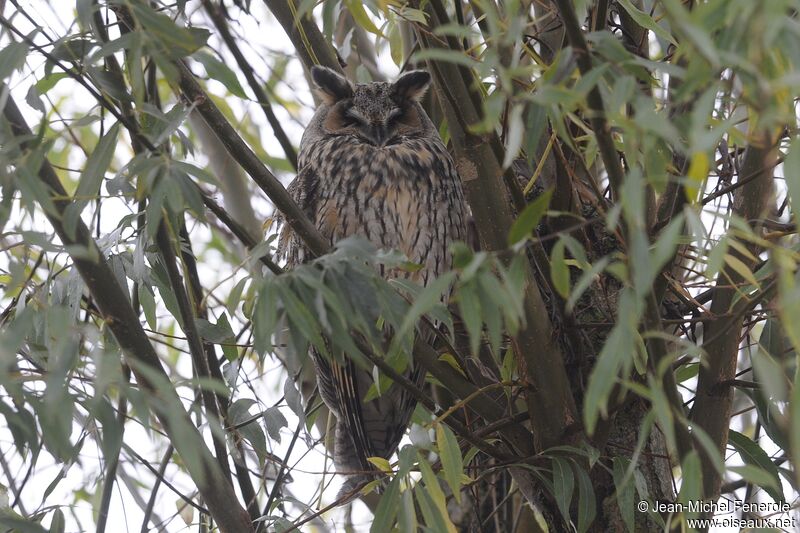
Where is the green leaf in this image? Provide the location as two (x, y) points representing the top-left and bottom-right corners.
(677, 450), (702, 513)
(723, 253), (760, 288)
(418, 455), (449, 512)
(132, 4), (209, 59)
(728, 430), (784, 503)
(396, 272), (455, 340)
(0, 42), (29, 82)
(583, 291), (638, 434)
(0, 515), (47, 533)
(435, 423), (463, 504)
(370, 475), (402, 532)
(552, 457), (574, 523)
(612, 457), (635, 532)
(413, 48), (480, 68)
(660, 0), (720, 66)
(63, 122), (121, 239)
(263, 406), (287, 444)
(414, 483), (457, 533)
(616, 0), (677, 46)
(253, 280), (278, 354)
(573, 464), (597, 533)
(785, 137), (800, 227)
(792, 364), (800, 492)
(398, 488), (418, 533)
(34, 72), (69, 95)
(550, 239), (570, 298)
(456, 281), (482, 357)
(388, 20), (403, 67)
(283, 377), (305, 423)
(193, 51), (247, 98)
(345, 0), (385, 38)
(48, 508), (65, 533)
(52, 37), (96, 62)
(508, 189), (553, 245)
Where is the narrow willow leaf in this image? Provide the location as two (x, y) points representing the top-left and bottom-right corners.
(388, 20), (403, 66)
(729, 465), (781, 493)
(193, 51), (247, 98)
(507, 189), (552, 245)
(0, 516), (47, 533)
(457, 281), (482, 356)
(396, 272), (455, 339)
(616, 0), (677, 46)
(414, 484), (457, 533)
(792, 367), (800, 491)
(686, 152), (709, 203)
(370, 475), (402, 532)
(398, 488), (417, 533)
(723, 253), (760, 288)
(283, 377), (305, 422)
(345, 0), (385, 38)
(413, 47), (480, 68)
(138, 285), (157, 330)
(367, 457), (392, 474)
(550, 239), (570, 298)
(552, 457), (574, 523)
(583, 290), (638, 433)
(418, 455), (448, 511)
(48, 508), (65, 533)
(612, 457), (635, 532)
(64, 122), (121, 238)
(573, 464), (597, 533)
(785, 138), (800, 226)
(131, 4), (209, 58)
(435, 423), (463, 504)
(677, 450), (702, 511)
(728, 430), (784, 503)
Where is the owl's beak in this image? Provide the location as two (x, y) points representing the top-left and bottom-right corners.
(366, 123), (390, 147)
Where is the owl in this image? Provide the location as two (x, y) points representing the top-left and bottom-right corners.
(278, 66), (467, 497)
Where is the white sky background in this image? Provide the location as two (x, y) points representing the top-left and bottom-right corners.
(0, 1), (797, 532)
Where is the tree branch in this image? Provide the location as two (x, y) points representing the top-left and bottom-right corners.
(550, 0), (626, 197)
(175, 59), (330, 257)
(413, 0), (577, 453)
(2, 94), (254, 533)
(201, 0), (298, 169)
(690, 129), (776, 500)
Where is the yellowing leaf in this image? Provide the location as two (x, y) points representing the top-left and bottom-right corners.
(345, 0), (385, 38)
(723, 253), (760, 288)
(685, 151), (709, 203)
(438, 352), (466, 377)
(367, 456), (393, 474)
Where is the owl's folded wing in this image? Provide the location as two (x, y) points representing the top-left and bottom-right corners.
(276, 165), (319, 265)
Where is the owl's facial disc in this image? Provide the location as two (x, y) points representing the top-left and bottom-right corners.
(314, 67), (431, 146)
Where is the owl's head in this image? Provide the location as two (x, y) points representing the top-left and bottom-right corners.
(308, 66), (434, 147)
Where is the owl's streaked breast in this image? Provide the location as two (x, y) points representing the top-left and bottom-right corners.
(297, 135), (466, 284)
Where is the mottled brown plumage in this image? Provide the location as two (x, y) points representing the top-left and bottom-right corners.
(278, 66), (467, 496)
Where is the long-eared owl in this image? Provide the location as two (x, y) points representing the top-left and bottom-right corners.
(278, 66), (467, 495)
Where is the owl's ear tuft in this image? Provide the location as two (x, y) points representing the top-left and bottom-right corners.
(311, 66), (353, 104)
(392, 71), (431, 102)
